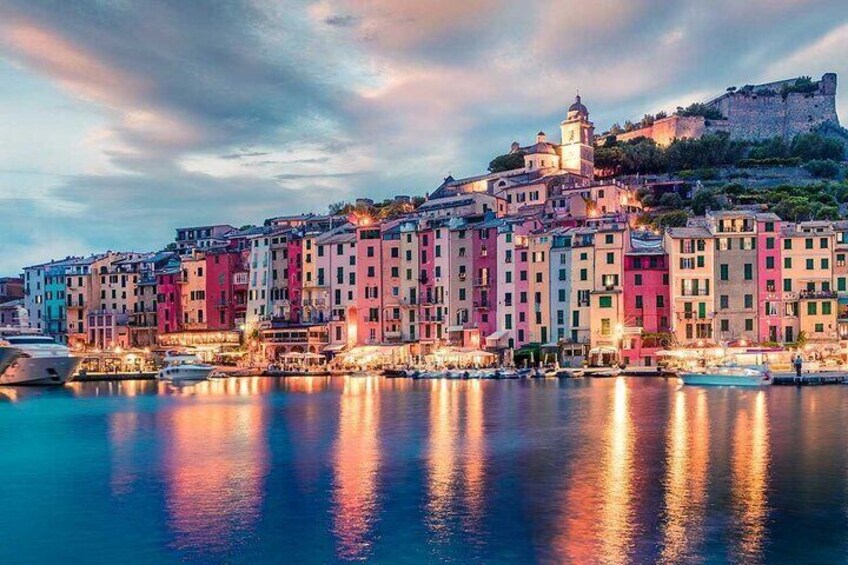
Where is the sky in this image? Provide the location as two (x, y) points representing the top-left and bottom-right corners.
(1, 0), (847, 274)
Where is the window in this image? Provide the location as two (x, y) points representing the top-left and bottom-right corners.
(815, 323), (824, 333)
(599, 296), (612, 308)
(606, 252), (614, 265)
(656, 295), (664, 307)
(721, 319), (729, 332)
(744, 294), (753, 309)
(720, 295), (729, 309)
(806, 238), (814, 249)
(745, 319), (753, 331)
(823, 301), (832, 315)
(580, 269), (587, 281)
(766, 257), (775, 269)
(634, 274), (643, 286)
(601, 318), (611, 336)
(720, 264), (729, 281)
(766, 237), (775, 249)
(821, 238), (829, 249)
(744, 264), (753, 280)
(784, 239), (792, 250)
(822, 258), (830, 269)
(808, 302), (817, 315)
(806, 259), (814, 270)
(784, 279), (792, 292)
(605, 234), (613, 244)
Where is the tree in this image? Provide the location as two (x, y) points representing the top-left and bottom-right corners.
(804, 159), (841, 179)
(691, 189), (722, 215)
(488, 151), (525, 173)
(658, 192), (683, 208)
(676, 102), (724, 120)
(791, 133), (845, 161)
(328, 201), (350, 215)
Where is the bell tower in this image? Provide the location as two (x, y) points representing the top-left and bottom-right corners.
(560, 95), (595, 179)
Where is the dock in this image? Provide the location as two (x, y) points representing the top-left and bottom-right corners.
(772, 372), (847, 386)
(74, 371), (157, 382)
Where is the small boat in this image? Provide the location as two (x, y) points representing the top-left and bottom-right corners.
(0, 334), (81, 386)
(157, 355), (215, 382)
(680, 364), (772, 387)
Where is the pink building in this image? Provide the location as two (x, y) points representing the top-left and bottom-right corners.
(380, 223), (403, 342)
(621, 236), (670, 366)
(471, 216), (499, 339)
(356, 223), (383, 344)
(514, 230), (531, 347)
(756, 214), (783, 343)
(417, 222), (439, 344)
(287, 236), (303, 324)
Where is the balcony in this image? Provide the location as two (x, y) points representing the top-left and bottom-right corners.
(474, 299), (490, 309)
(799, 290), (838, 300)
(680, 289), (710, 297)
(474, 277), (490, 287)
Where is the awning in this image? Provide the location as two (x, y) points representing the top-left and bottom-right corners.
(323, 343), (347, 353)
(485, 330), (509, 345)
(446, 325), (464, 333)
(589, 346), (618, 354)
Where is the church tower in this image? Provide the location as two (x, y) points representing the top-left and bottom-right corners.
(560, 95), (595, 179)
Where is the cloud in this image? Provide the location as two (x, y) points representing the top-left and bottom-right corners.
(0, 0), (846, 274)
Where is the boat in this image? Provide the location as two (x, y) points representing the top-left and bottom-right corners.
(0, 346), (22, 375)
(0, 334), (81, 386)
(680, 364), (772, 387)
(157, 355), (215, 382)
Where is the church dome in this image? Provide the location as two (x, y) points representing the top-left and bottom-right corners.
(568, 95), (589, 117)
(526, 142), (557, 155)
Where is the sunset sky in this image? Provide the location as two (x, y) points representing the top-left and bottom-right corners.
(1, 0), (846, 273)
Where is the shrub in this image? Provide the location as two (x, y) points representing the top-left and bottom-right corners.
(804, 159), (841, 179)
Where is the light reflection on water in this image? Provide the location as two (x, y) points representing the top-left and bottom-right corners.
(2, 377), (848, 563)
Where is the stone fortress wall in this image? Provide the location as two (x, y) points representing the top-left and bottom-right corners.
(613, 73), (839, 146)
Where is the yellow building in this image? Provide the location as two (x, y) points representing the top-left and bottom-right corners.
(589, 225), (626, 354)
(781, 222), (837, 343)
(665, 226), (715, 344)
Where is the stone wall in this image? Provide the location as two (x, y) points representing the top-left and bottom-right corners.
(608, 73), (840, 146)
(614, 115), (711, 146)
(707, 74), (839, 140)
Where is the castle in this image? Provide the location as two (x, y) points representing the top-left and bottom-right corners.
(614, 73), (840, 146)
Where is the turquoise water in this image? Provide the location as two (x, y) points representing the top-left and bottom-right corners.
(1, 376), (847, 563)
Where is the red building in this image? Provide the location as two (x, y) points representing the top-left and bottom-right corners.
(156, 269), (182, 335)
(205, 249), (249, 330)
(287, 236), (303, 324)
(621, 235), (670, 366)
(417, 221), (438, 343)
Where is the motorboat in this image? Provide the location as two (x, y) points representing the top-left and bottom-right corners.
(0, 346), (22, 375)
(157, 354), (215, 382)
(680, 364), (772, 387)
(0, 334), (81, 386)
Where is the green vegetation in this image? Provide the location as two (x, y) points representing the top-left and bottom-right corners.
(675, 102), (725, 120)
(804, 159), (842, 179)
(328, 196), (425, 220)
(488, 151), (525, 173)
(781, 76), (818, 98)
(596, 132), (845, 178)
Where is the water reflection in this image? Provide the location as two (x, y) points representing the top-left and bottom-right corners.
(427, 379), (461, 540)
(160, 384), (269, 554)
(598, 377), (637, 564)
(463, 380), (485, 534)
(332, 376), (381, 561)
(554, 377), (637, 563)
(658, 389), (710, 563)
(731, 391), (770, 563)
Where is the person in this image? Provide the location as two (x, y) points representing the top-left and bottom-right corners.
(794, 354), (803, 377)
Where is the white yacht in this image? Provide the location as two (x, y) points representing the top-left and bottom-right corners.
(680, 364), (772, 387)
(0, 334), (81, 386)
(0, 346), (21, 375)
(157, 354), (215, 382)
